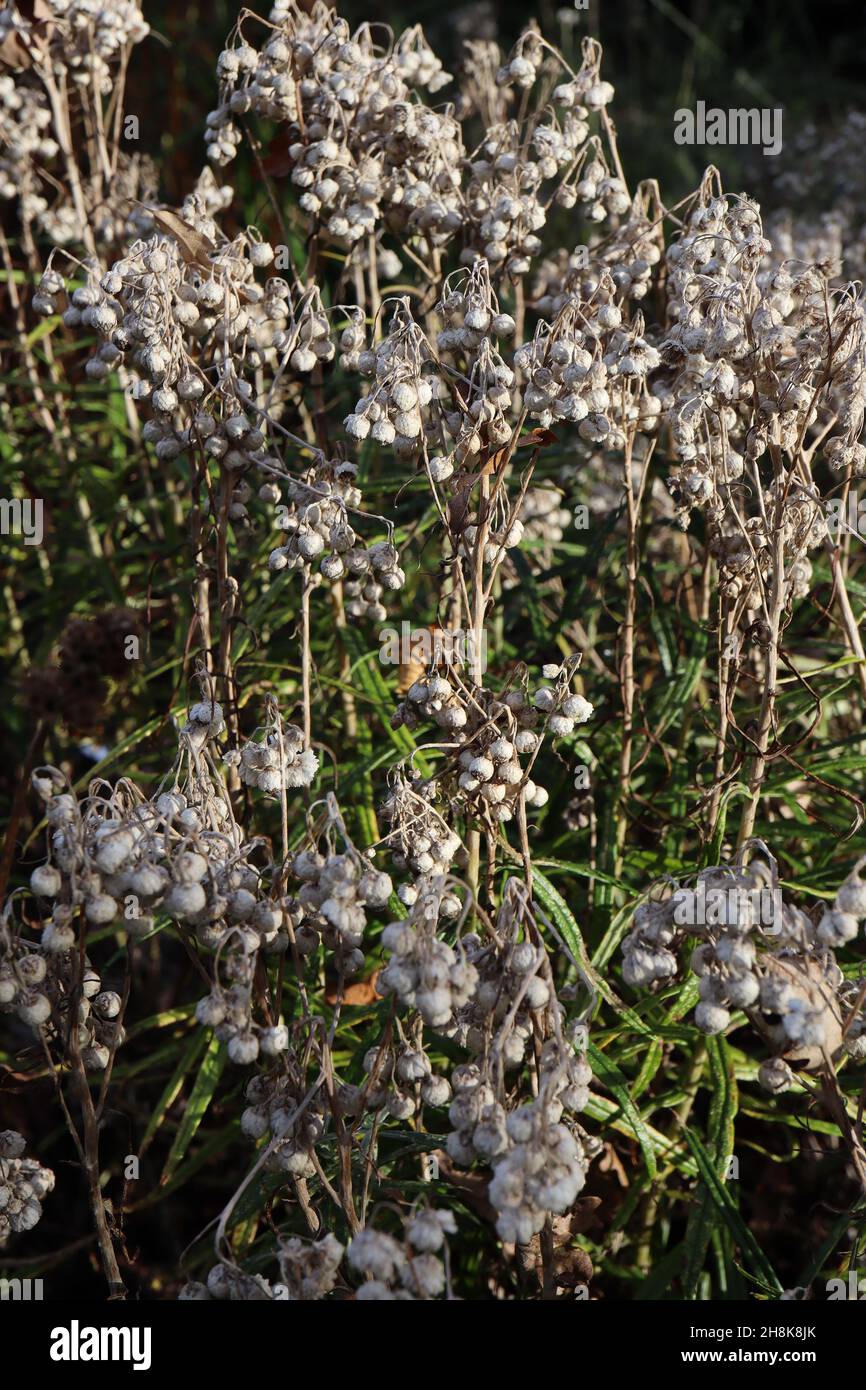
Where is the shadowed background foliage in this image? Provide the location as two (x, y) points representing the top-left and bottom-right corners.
(134, 0), (866, 207)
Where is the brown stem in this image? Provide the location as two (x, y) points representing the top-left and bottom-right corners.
(614, 430), (651, 870)
(737, 525), (785, 849)
(300, 577), (312, 746)
(68, 1003), (126, 1297)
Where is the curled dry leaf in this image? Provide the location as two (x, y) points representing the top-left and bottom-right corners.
(0, 0), (55, 69)
(324, 970), (381, 1006)
(138, 205), (217, 270)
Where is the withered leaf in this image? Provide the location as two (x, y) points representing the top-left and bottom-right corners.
(324, 970), (381, 1006)
(447, 447), (506, 532)
(519, 426), (559, 448)
(0, 27), (34, 69)
(448, 427), (560, 530)
(0, 1), (55, 70)
(563, 1195), (603, 1235)
(430, 1149), (497, 1223)
(398, 623), (437, 693)
(139, 205), (216, 270)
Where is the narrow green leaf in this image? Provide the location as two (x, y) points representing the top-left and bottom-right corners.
(161, 1035), (226, 1183)
(681, 1124), (782, 1293)
(532, 868), (653, 1037)
(340, 625), (430, 771)
(682, 1039), (738, 1298)
(587, 1041), (658, 1180)
(141, 1030), (207, 1155)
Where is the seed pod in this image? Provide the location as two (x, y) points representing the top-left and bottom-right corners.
(18, 993), (51, 1027)
(164, 882), (207, 919)
(30, 864), (61, 897)
(85, 894), (118, 925)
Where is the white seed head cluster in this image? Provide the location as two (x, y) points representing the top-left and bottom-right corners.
(534, 197), (662, 314)
(344, 298), (438, 456)
(435, 261), (517, 360)
(0, 1), (149, 93)
(0, 1131), (55, 1248)
(267, 457), (404, 616)
(33, 205), (348, 483)
(0, 1), (151, 246)
(195, 939), (292, 1067)
(343, 288), (516, 483)
(518, 485), (574, 545)
(487, 1102), (592, 1245)
(184, 1233), (345, 1300)
(207, 3), (456, 250)
(460, 38), (621, 278)
(375, 871), (600, 1247)
(240, 1069), (326, 1172)
(378, 899), (478, 1030)
(179, 1263), (274, 1301)
(21, 708), (311, 1066)
(340, 1038), (451, 1120)
(704, 474), (827, 606)
(181, 1210), (455, 1302)
(379, 771), (464, 884)
(0, 77), (55, 210)
(392, 661), (592, 826)
(25, 748), (250, 951)
(661, 191), (866, 559)
(622, 848), (866, 1082)
(448, 343), (517, 469)
(347, 1208), (455, 1300)
(276, 1232), (344, 1300)
(444, 932), (554, 1066)
(229, 706), (318, 793)
(515, 290), (659, 447)
(0, 914), (121, 1071)
(285, 835), (393, 964)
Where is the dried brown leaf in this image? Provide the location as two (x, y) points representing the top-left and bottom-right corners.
(324, 970), (381, 1006)
(143, 207), (216, 269)
(0, 1), (55, 69)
